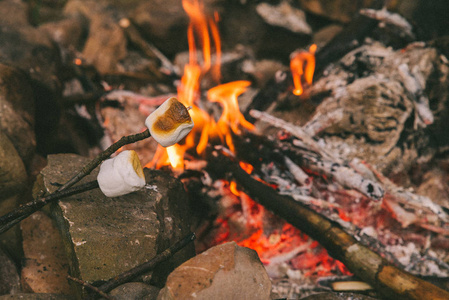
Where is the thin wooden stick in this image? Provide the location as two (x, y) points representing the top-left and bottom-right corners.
(68, 275), (113, 300)
(56, 129), (151, 192)
(0, 180), (99, 235)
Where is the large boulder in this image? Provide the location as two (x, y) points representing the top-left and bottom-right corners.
(35, 154), (194, 297)
(0, 0), (62, 159)
(158, 242), (272, 300)
(0, 64), (35, 165)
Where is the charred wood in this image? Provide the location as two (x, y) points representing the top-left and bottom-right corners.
(243, 71), (291, 123)
(206, 153), (449, 300)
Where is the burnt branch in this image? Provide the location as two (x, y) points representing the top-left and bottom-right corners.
(206, 153), (449, 300)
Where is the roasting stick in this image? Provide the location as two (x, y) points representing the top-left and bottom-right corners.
(0, 97), (195, 234)
(0, 132), (151, 235)
(56, 129), (151, 192)
(207, 154), (449, 300)
(0, 181), (99, 235)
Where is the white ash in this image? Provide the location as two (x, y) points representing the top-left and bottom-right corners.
(360, 7), (415, 39)
(256, 1), (312, 35)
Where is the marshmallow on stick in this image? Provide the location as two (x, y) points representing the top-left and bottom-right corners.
(145, 97), (194, 147)
(97, 150), (146, 197)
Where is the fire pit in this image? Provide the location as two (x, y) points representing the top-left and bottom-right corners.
(1, 0), (449, 299)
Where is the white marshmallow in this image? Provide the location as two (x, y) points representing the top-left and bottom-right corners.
(145, 97), (194, 147)
(97, 150), (146, 197)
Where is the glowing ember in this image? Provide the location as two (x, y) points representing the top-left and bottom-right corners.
(290, 44), (317, 96)
(201, 182), (351, 276)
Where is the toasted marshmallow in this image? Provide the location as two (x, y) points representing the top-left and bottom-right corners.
(145, 97), (194, 147)
(97, 150), (146, 197)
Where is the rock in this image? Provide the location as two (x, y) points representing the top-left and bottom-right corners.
(0, 0), (62, 160)
(129, 0), (189, 58)
(158, 242), (271, 300)
(20, 211), (71, 295)
(82, 16), (127, 74)
(0, 247), (21, 295)
(40, 16), (87, 50)
(0, 132), (27, 258)
(109, 282), (160, 300)
(0, 0), (29, 27)
(0, 64), (36, 165)
(36, 154), (194, 297)
(0, 131), (27, 200)
(0, 0), (61, 92)
(0, 294), (74, 300)
(300, 292), (377, 299)
(63, 0), (128, 74)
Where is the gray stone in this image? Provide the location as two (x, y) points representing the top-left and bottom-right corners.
(36, 154), (194, 297)
(0, 0), (61, 93)
(109, 282), (160, 300)
(0, 247), (20, 295)
(0, 64), (36, 165)
(63, 0), (127, 74)
(158, 242), (271, 300)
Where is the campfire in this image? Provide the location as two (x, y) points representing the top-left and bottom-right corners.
(1, 0), (449, 299)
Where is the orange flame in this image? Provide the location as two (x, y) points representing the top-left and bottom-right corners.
(290, 44), (317, 96)
(207, 80), (254, 153)
(148, 0), (253, 170)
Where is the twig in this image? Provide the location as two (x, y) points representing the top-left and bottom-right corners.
(68, 275), (112, 300)
(56, 129), (151, 192)
(87, 232), (196, 298)
(0, 180), (99, 235)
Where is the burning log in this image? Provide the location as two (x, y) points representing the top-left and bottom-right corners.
(206, 153), (449, 300)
